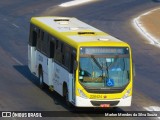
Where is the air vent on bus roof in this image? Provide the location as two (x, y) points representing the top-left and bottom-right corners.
(54, 19), (69, 25)
(98, 38), (109, 41)
(54, 19), (69, 22)
(78, 32), (95, 35)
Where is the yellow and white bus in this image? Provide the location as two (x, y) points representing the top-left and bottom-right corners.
(28, 16), (134, 108)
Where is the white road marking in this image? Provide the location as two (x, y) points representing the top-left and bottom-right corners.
(144, 106), (160, 120)
(11, 57), (23, 65)
(12, 23), (19, 28)
(59, 0), (93, 7)
(144, 106), (160, 111)
(133, 8), (160, 47)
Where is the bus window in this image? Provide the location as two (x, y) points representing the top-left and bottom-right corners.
(70, 52), (76, 73)
(63, 45), (70, 69)
(38, 29), (40, 38)
(56, 39), (59, 49)
(36, 29), (41, 51)
(41, 31), (44, 41)
(61, 43), (64, 52)
(50, 41), (55, 58)
(29, 24), (37, 47)
(32, 31), (37, 46)
(42, 32), (48, 55)
(29, 30), (37, 47)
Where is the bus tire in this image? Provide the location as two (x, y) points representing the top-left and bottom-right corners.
(64, 85), (72, 108)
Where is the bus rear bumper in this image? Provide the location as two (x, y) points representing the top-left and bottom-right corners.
(75, 96), (132, 107)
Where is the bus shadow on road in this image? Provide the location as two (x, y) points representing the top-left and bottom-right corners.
(13, 65), (76, 110)
(13, 65), (39, 87)
(13, 65), (67, 105)
(13, 65), (126, 116)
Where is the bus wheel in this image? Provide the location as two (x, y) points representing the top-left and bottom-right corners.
(39, 68), (44, 89)
(64, 86), (72, 108)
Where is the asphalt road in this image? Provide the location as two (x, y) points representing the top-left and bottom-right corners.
(0, 0), (160, 120)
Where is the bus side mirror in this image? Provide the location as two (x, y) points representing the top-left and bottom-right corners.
(74, 60), (78, 70)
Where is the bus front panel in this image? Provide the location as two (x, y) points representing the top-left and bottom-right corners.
(75, 47), (132, 107)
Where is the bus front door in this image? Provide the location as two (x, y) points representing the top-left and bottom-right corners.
(69, 52), (76, 103)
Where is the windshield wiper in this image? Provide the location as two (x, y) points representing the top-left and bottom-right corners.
(91, 55), (102, 70)
(91, 55), (108, 87)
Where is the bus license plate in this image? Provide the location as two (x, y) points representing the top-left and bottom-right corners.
(100, 104), (110, 107)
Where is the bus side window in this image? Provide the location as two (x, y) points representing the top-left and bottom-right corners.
(55, 40), (62, 63)
(38, 29), (40, 38)
(32, 31), (37, 46)
(36, 29), (41, 51)
(29, 24), (37, 47)
(41, 31), (44, 41)
(61, 43), (67, 66)
(50, 41), (55, 58)
(63, 45), (70, 69)
(70, 53), (76, 73)
(41, 32), (48, 55)
(56, 39), (59, 49)
(56, 40), (62, 51)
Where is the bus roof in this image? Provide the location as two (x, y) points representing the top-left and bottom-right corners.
(31, 16), (129, 48)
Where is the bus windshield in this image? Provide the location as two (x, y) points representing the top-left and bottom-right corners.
(79, 47), (130, 89)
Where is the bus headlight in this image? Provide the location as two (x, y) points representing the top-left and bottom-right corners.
(78, 89), (88, 99)
(123, 89), (131, 99)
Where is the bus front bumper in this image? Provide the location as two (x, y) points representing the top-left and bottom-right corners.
(75, 96), (132, 107)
